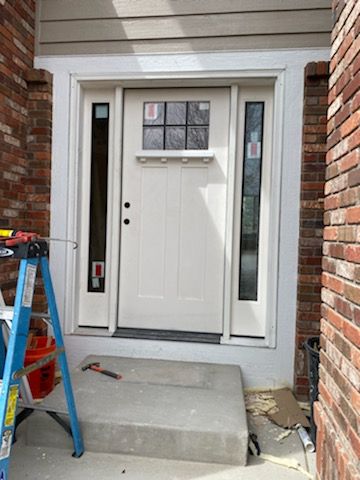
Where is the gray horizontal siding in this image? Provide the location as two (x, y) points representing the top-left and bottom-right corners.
(36, 0), (332, 56)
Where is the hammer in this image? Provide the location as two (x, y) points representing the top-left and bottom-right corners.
(81, 362), (122, 380)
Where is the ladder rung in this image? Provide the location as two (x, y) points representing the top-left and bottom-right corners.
(0, 309), (51, 322)
(13, 347), (65, 379)
(0, 306), (14, 321)
(18, 402), (68, 416)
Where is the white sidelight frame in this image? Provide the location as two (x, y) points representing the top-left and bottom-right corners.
(229, 87), (276, 340)
(35, 48), (329, 388)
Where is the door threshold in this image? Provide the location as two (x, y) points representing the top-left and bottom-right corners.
(113, 328), (221, 344)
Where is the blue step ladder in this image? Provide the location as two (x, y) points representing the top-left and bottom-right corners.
(0, 238), (84, 479)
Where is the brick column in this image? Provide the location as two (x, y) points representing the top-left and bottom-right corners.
(25, 68), (53, 313)
(315, 1), (360, 478)
(295, 62), (329, 399)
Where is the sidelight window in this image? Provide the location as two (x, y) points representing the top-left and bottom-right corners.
(87, 103), (109, 293)
(238, 102), (264, 301)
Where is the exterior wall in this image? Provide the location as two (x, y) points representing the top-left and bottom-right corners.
(35, 0), (332, 56)
(315, 0), (360, 478)
(295, 62), (329, 400)
(0, 0), (52, 312)
(35, 47), (330, 388)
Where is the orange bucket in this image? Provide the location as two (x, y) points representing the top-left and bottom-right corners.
(24, 336), (56, 399)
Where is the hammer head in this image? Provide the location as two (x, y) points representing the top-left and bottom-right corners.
(81, 361), (100, 371)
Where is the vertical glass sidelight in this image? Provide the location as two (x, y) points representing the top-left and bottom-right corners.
(238, 102), (264, 301)
(87, 103), (109, 293)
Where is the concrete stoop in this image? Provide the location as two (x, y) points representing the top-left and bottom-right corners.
(26, 356), (248, 465)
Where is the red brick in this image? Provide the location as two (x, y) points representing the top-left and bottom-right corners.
(344, 283), (360, 305)
(340, 110), (360, 138)
(343, 320), (360, 347)
(325, 306), (345, 329)
(324, 226), (338, 240)
(345, 245), (360, 263)
(339, 150), (360, 172)
(348, 426), (360, 460)
(342, 71), (360, 104)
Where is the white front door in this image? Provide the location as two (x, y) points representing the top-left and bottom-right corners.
(118, 88), (230, 333)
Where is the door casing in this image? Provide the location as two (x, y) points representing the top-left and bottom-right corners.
(76, 79), (278, 345)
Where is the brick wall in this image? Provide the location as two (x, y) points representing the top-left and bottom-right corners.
(0, 0), (35, 300)
(0, 1), (52, 312)
(314, 1), (360, 479)
(295, 62), (329, 400)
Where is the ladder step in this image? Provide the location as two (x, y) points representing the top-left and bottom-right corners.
(0, 308), (51, 321)
(18, 403), (68, 416)
(13, 347), (65, 379)
(0, 307), (14, 321)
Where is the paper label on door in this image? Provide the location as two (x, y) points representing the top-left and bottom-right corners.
(0, 430), (12, 460)
(22, 264), (37, 307)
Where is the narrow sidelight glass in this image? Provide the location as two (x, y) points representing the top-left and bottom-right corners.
(238, 102), (264, 301)
(87, 103), (109, 293)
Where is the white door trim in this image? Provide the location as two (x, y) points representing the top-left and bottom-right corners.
(68, 70), (284, 347)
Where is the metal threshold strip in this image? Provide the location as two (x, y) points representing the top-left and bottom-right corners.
(113, 328), (221, 344)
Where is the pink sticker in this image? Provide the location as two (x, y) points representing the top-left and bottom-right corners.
(144, 103), (158, 121)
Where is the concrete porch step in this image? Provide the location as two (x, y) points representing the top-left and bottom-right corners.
(26, 356), (248, 465)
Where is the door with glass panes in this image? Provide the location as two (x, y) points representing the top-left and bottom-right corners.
(118, 88), (230, 333)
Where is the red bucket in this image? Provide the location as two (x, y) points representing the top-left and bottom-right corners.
(24, 336), (56, 399)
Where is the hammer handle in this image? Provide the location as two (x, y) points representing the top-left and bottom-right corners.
(91, 366), (122, 380)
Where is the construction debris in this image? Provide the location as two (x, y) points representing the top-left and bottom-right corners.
(297, 425), (315, 453)
(298, 401), (311, 414)
(248, 432), (261, 456)
(275, 429), (293, 442)
(270, 389), (310, 428)
(260, 452), (314, 479)
(245, 388), (310, 428)
(245, 392), (279, 416)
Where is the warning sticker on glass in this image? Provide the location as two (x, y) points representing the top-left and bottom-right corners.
(92, 261), (105, 278)
(199, 102), (209, 110)
(247, 142), (261, 159)
(144, 103), (159, 121)
(22, 264), (37, 308)
(5, 385), (18, 427)
(0, 430), (12, 460)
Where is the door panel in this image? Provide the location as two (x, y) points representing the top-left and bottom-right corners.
(138, 166), (167, 299)
(118, 88), (230, 333)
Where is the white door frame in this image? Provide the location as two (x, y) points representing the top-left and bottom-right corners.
(70, 70), (284, 347)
